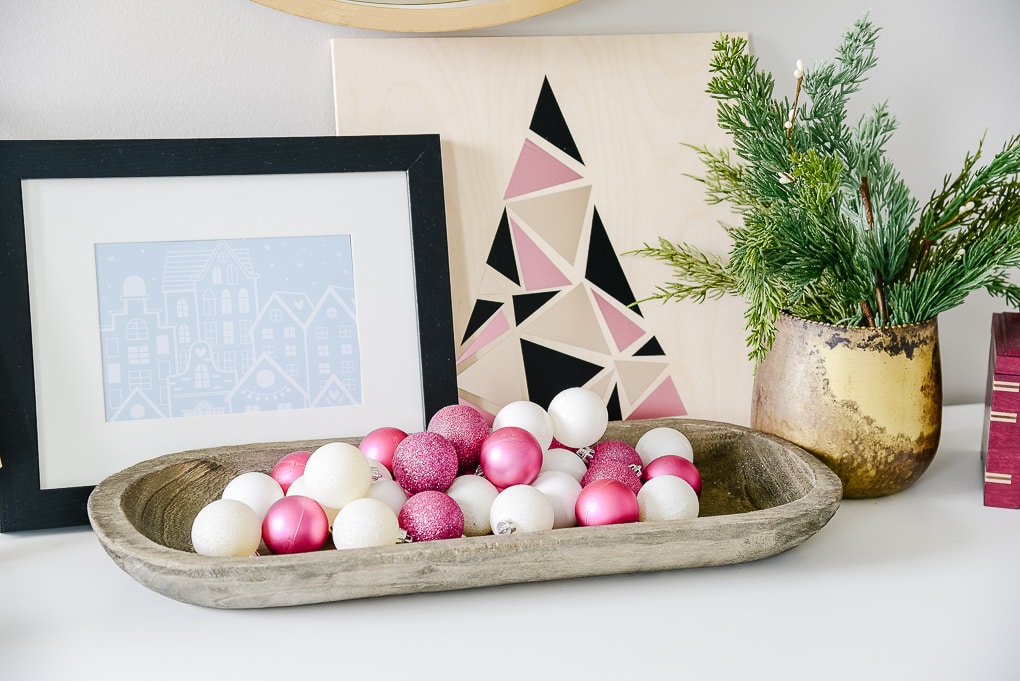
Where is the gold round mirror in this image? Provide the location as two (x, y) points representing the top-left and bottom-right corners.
(251, 0), (582, 32)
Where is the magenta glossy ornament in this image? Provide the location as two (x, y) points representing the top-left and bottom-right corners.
(397, 491), (464, 542)
(642, 455), (702, 497)
(581, 458), (642, 496)
(479, 426), (543, 489)
(392, 431), (459, 494)
(428, 404), (491, 473)
(261, 496), (330, 554)
(359, 426), (408, 473)
(270, 451), (311, 494)
(574, 478), (639, 527)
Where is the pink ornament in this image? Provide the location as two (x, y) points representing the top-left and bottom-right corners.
(581, 458), (643, 496)
(642, 455), (702, 497)
(398, 491), (465, 542)
(575, 478), (639, 527)
(270, 451), (311, 494)
(479, 426), (543, 489)
(428, 404), (491, 474)
(590, 440), (643, 470)
(359, 426), (408, 473)
(392, 431), (459, 494)
(261, 496), (329, 554)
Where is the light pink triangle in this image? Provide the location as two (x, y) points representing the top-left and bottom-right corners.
(510, 218), (571, 291)
(592, 290), (646, 352)
(627, 377), (687, 420)
(504, 139), (583, 200)
(457, 309), (511, 365)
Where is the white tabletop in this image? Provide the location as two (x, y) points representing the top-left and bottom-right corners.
(1, 404), (1015, 681)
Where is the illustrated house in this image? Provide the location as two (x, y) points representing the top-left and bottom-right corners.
(167, 340), (237, 417)
(99, 275), (177, 421)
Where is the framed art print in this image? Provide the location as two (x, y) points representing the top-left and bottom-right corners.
(0, 135), (457, 531)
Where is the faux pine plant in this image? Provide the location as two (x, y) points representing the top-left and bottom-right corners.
(633, 16), (1020, 365)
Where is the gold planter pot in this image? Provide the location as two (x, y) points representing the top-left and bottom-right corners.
(750, 313), (942, 498)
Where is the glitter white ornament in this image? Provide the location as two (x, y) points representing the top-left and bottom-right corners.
(191, 499), (262, 557)
(332, 498), (402, 550)
(531, 471), (582, 529)
(302, 442), (373, 510)
(493, 400), (554, 450)
(221, 471), (284, 521)
(547, 387), (609, 449)
(637, 475), (700, 522)
(364, 478), (409, 516)
(446, 474), (499, 536)
(635, 427), (694, 466)
(540, 447), (588, 482)
(489, 484), (555, 535)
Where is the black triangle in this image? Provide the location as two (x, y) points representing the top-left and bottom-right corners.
(606, 384), (623, 421)
(634, 336), (665, 357)
(585, 207), (642, 316)
(520, 339), (604, 409)
(486, 209), (519, 285)
(512, 291), (558, 325)
(461, 299), (505, 344)
(529, 77), (584, 165)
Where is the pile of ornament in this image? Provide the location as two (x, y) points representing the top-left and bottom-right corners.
(191, 387), (702, 558)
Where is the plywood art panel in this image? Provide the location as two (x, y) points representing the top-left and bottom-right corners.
(332, 34), (754, 425)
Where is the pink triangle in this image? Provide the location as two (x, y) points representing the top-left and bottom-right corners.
(504, 139), (583, 200)
(457, 309), (511, 365)
(592, 290), (646, 352)
(510, 218), (571, 291)
(627, 377), (687, 420)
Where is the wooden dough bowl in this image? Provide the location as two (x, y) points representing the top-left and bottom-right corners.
(87, 418), (842, 609)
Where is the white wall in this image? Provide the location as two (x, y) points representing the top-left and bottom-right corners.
(3, 0), (1019, 405)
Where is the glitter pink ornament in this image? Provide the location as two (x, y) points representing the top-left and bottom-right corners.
(359, 426), (408, 474)
(392, 431), (459, 494)
(581, 457), (643, 496)
(398, 491), (465, 542)
(479, 426), (543, 489)
(270, 451), (311, 494)
(590, 440), (643, 470)
(261, 496), (330, 554)
(427, 404), (491, 474)
(575, 478), (639, 527)
(642, 455), (702, 497)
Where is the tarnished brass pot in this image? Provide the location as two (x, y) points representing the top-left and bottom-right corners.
(750, 313), (942, 498)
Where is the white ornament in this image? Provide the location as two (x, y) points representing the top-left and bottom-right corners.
(303, 441), (373, 510)
(547, 387), (609, 449)
(540, 447), (588, 482)
(489, 485), (555, 535)
(332, 498), (401, 550)
(493, 400), (554, 449)
(364, 478), (409, 517)
(635, 426), (694, 466)
(190, 499), (262, 557)
(531, 471), (582, 529)
(637, 475), (699, 522)
(221, 471), (284, 521)
(446, 474), (499, 536)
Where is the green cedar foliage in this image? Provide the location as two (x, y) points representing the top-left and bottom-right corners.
(631, 15), (1020, 365)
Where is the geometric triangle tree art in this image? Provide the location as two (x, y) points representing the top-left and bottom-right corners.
(456, 76), (687, 421)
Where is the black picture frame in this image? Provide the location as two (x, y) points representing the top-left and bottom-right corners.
(0, 135), (457, 532)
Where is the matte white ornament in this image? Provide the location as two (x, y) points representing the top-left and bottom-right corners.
(190, 499), (262, 557)
(637, 475), (699, 522)
(635, 426), (694, 466)
(364, 478), (409, 517)
(540, 447), (588, 482)
(332, 498), (401, 550)
(547, 387), (609, 449)
(493, 400), (553, 449)
(303, 442), (373, 510)
(531, 471), (582, 529)
(221, 471), (284, 521)
(489, 484), (555, 535)
(445, 474), (499, 536)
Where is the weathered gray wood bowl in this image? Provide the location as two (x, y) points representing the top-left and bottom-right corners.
(87, 418), (842, 609)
